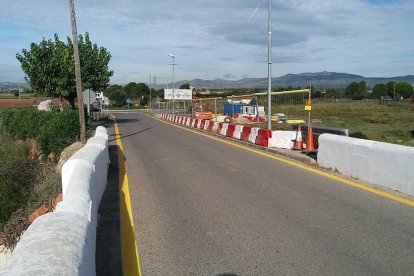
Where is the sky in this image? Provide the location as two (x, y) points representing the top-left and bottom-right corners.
(0, 0), (413, 84)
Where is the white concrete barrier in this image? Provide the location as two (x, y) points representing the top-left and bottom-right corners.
(0, 127), (109, 275)
(318, 134), (414, 196)
(268, 131), (297, 149)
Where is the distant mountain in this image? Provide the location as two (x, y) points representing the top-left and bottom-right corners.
(158, 72), (414, 89)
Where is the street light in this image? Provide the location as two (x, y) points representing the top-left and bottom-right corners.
(168, 54), (176, 115)
(146, 73), (152, 110)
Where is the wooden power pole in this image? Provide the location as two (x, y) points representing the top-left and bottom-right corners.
(68, 0), (86, 144)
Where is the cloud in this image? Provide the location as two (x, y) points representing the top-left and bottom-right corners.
(0, 0), (413, 81)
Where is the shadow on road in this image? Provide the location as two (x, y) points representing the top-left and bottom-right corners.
(108, 127), (152, 142)
(111, 117), (141, 124)
(96, 145), (122, 276)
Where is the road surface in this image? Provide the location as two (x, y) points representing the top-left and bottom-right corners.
(109, 111), (414, 276)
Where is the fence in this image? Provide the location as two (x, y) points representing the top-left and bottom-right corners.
(155, 89), (310, 124)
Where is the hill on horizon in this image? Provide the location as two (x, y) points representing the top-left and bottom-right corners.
(158, 71), (414, 90)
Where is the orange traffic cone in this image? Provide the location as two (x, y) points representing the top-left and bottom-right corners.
(292, 125), (303, 150)
(303, 126), (317, 152)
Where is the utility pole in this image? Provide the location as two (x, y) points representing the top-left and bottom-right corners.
(168, 54), (176, 115)
(267, 0), (272, 130)
(68, 0), (86, 144)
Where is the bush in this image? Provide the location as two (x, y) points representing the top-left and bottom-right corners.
(0, 109), (80, 154)
(350, 131), (368, 139)
(0, 128), (37, 223)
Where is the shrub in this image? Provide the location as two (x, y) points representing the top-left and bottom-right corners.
(350, 131), (368, 139)
(0, 109), (80, 154)
(0, 128), (37, 223)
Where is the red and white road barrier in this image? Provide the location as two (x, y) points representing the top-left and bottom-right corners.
(203, 120), (210, 131)
(248, 127), (260, 144)
(220, 123), (229, 136)
(255, 129), (272, 147)
(160, 114), (297, 150)
(226, 124), (236, 137)
(233, 125), (244, 140)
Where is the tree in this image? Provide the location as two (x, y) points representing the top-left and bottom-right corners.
(135, 83), (150, 96)
(123, 82), (138, 97)
(372, 83), (387, 98)
(386, 81), (396, 98)
(108, 90), (127, 104)
(179, 83), (190, 89)
(16, 32), (113, 108)
(345, 81), (366, 100)
(104, 84), (122, 98)
(395, 82), (413, 98)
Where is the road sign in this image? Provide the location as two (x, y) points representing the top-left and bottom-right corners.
(126, 99), (131, 104)
(305, 99), (312, 111)
(164, 89), (192, 100)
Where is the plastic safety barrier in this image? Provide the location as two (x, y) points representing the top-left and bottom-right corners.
(255, 129), (272, 147)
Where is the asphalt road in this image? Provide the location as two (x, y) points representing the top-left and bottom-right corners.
(111, 111), (414, 276)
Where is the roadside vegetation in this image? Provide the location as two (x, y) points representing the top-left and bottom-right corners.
(312, 99), (414, 146)
(0, 108), (81, 250)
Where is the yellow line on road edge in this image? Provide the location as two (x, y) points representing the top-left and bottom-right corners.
(113, 115), (142, 276)
(153, 116), (414, 208)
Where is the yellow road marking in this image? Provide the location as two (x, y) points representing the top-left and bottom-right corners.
(113, 115), (142, 276)
(153, 115), (414, 208)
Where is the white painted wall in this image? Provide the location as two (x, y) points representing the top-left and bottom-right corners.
(0, 126), (109, 275)
(318, 134), (414, 196)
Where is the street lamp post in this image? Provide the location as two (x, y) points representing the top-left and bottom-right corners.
(168, 54), (176, 115)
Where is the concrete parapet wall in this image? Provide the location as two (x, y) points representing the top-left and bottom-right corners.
(318, 134), (414, 196)
(0, 126), (109, 275)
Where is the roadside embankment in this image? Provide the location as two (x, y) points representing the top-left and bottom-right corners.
(0, 126), (109, 275)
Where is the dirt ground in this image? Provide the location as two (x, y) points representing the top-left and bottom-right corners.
(0, 98), (62, 108)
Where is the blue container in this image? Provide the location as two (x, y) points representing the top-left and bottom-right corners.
(224, 103), (242, 115)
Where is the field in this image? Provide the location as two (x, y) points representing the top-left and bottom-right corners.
(311, 99), (414, 146)
(0, 98), (61, 108)
(1, 95), (413, 146)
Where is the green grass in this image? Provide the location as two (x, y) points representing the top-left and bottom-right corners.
(311, 99), (414, 146)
